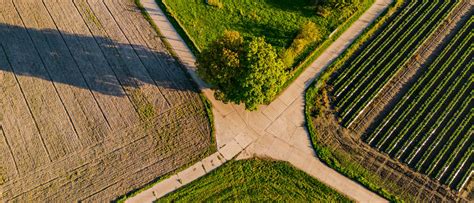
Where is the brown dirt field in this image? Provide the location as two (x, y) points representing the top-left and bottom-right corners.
(0, 0), (212, 201)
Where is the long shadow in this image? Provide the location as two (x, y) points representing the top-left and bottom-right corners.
(263, 0), (316, 17)
(233, 18), (297, 49)
(0, 22), (196, 97)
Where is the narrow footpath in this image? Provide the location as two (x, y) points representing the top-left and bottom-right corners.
(128, 0), (392, 202)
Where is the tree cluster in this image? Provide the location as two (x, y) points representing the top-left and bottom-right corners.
(197, 30), (286, 110)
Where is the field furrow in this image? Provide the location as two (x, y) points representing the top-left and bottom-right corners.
(43, 0), (141, 130)
(73, 0), (170, 113)
(0, 45), (51, 176)
(103, 0), (196, 106)
(0, 0), (212, 201)
(0, 0), (80, 161)
(13, 0), (111, 147)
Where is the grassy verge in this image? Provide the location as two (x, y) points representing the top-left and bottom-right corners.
(199, 93), (216, 153)
(157, 0), (374, 104)
(158, 158), (353, 202)
(114, 1), (217, 202)
(305, 1), (405, 202)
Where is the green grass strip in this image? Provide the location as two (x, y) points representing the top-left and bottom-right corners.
(159, 158), (352, 202)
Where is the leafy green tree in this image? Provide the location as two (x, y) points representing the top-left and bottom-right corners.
(240, 37), (286, 110)
(197, 30), (244, 102)
(197, 31), (286, 110)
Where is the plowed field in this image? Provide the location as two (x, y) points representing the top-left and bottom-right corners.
(0, 0), (212, 201)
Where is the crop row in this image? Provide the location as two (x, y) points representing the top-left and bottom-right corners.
(329, 0), (461, 126)
(363, 16), (473, 190)
(365, 17), (473, 146)
(384, 44), (471, 157)
(367, 21), (472, 156)
(336, 1), (460, 126)
(373, 47), (470, 157)
(331, 0), (420, 92)
(332, 0), (427, 99)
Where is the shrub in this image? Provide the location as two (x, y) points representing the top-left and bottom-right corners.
(282, 21), (322, 67)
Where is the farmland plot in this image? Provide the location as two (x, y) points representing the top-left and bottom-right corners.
(328, 0), (473, 191)
(306, 0), (473, 201)
(365, 15), (473, 192)
(331, 0), (462, 127)
(0, 0), (212, 201)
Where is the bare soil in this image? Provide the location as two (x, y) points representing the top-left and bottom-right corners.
(0, 0), (212, 201)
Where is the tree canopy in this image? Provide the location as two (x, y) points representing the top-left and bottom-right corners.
(197, 31), (286, 110)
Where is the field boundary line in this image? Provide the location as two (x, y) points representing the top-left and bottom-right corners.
(12, 0), (83, 150)
(0, 41), (53, 163)
(40, 0), (114, 129)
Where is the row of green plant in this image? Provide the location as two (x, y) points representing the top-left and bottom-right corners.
(341, 0), (462, 119)
(393, 55), (471, 172)
(427, 99), (471, 180)
(364, 16), (473, 190)
(415, 95), (471, 171)
(368, 25), (471, 158)
(365, 19), (473, 145)
(444, 138), (473, 187)
(380, 51), (468, 155)
(403, 67), (472, 163)
(334, 0), (436, 121)
(433, 97), (472, 184)
(334, 0), (460, 126)
(336, 0), (447, 122)
(331, 0), (457, 119)
(402, 57), (472, 162)
(332, 0), (423, 96)
(423, 97), (472, 178)
(331, 0), (429, 97)
(305, 1), (407, 201)
(449, 145), (473, 190)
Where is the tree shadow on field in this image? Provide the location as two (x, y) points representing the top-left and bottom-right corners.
(0, 23), (196, 97)
(234, 18), (296, 50)
(263, 0), (316, 17)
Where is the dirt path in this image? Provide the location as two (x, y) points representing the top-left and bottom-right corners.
(128, 0), (393, 202)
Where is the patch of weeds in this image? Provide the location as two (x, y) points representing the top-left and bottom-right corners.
(128, 88), (156, 125)
(77, 1), (102, 28)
